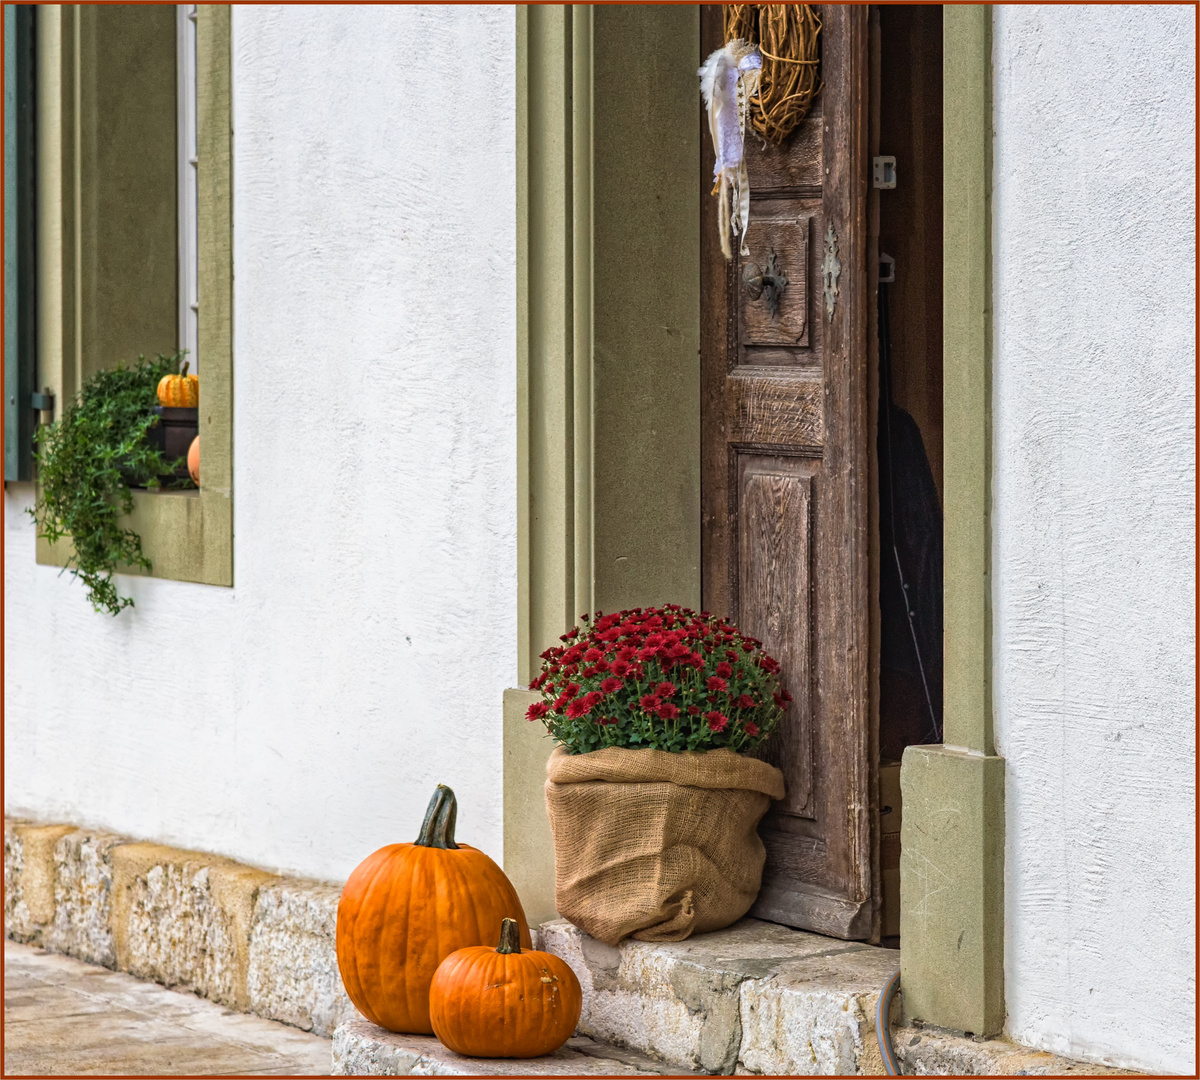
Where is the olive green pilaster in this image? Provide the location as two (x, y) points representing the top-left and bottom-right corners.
(509, 4), (589, 923)
(900, 4), (1005, 1038)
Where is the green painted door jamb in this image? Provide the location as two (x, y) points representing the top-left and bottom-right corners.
(899, 4), (1005, 1038)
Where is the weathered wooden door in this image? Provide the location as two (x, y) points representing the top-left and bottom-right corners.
(701, 5), (873, 939)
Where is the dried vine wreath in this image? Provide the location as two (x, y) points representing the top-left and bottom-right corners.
(724, 4), (822, 145)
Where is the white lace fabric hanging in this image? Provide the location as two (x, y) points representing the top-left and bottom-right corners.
(699, 40), (762, 261)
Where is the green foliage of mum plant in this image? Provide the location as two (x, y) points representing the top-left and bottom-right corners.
(29, 353), (192, 616)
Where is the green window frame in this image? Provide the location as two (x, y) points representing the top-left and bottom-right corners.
(34, 4), (232, 587)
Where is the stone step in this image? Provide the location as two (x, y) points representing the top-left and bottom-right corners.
(332, 1019), (701, 1076)
(536, 919), (1134, 1076)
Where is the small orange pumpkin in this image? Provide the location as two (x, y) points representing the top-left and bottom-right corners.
(187, 437), (200, 484)
(157, 359), (199, 408)
(429, 918), (582, 1058)
(336, 785), (531, 1035)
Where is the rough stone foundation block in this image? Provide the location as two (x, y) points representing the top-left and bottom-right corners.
(891, 1027), (1136, 1076)
(249, 877), (357, 1037)
(45, 827), (129, 967)
(539, 918), (900, 1075)
(331, 1018), (684, 1076)
(110, 843), (276, 1011)
(5, 821), (75, 944)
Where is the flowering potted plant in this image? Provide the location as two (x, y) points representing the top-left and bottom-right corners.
(529, 605), (788, 945)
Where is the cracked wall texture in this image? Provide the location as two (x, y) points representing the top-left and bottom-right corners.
(992, 5), (1195, 1075)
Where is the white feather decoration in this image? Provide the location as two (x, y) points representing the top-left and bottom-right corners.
(699, 40), (761, 260)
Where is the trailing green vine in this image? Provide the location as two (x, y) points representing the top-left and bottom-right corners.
(29, 353), (192, 616)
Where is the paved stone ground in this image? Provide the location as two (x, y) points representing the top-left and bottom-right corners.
(5, 940), (333, 1075)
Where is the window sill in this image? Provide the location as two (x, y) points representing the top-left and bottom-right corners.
(35, 485), (231, 586)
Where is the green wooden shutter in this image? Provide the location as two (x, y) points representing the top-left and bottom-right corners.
(4, 4), (36, 482)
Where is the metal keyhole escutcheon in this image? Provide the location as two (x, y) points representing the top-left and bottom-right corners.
(743, 249), (788, 320)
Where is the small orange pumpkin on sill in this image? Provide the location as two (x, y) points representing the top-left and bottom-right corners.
(429, 918), (582, 1059)
(157, 359), (199, 408)
(187, 437), (200, 484)
(336, 785), (531, 1035)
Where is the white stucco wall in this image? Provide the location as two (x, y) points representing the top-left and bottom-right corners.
(4, 5), (517, 884)
(993, 5), (1195, 1074)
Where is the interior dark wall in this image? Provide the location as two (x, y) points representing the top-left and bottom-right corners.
(877, 4), (944, 764)
(878, 5), (943, 504)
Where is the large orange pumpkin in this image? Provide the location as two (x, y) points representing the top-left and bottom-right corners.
(429, 918), (582, 1058)
(336, 785), (531, 1034)
(157, 360), (199, 407)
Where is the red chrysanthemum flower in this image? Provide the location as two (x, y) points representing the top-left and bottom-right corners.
(706, 711), (729, 733)
(583, 647), (604, 662)
(706, 675), (728, 693)
(657, 702), (680, 720)
(744, 721), (759, 737)
(688, 705), (701, 716)
(566, 697), (593, 719)
(716, 661), (733, 679)
(610, 659), (633, 678)
(736, 694), (755, 709)
(637, 647), (659, 662)
(655, 682), (677, 698)
(639, 694), (662, 711)
(616, 646), (637, 663)
(725, 649), (739, 663)
(526, 701), (550, 721)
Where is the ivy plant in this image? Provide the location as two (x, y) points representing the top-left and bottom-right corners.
(29, 353), (192, 616)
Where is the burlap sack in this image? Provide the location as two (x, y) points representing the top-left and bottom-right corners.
(544, 745), (785, 946)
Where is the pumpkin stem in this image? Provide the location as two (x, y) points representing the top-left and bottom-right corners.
(180, 359), (190, 377)
(414, 784), (459, 849)
(496, 918), (522, 955)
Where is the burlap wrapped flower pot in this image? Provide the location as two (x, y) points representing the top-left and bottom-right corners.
(544, 745), (785, 946)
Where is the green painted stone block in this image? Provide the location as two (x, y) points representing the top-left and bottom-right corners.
(899, 744), (1005, 1037)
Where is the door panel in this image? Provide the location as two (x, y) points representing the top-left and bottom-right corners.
(738, 455), (815, 818)
(701, 5), (872, 939)
(739, 212), (811, 348)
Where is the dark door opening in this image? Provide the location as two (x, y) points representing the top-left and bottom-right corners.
(873, 3), (944, 945)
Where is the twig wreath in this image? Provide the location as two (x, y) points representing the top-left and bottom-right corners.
(724, 4), (822, 145)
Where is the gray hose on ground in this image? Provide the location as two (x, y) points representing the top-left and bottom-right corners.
(876, 967), (902, 1075)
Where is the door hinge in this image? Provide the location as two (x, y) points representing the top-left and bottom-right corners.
(872, 155), (896, 189)
(31, 389), (55, 421)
